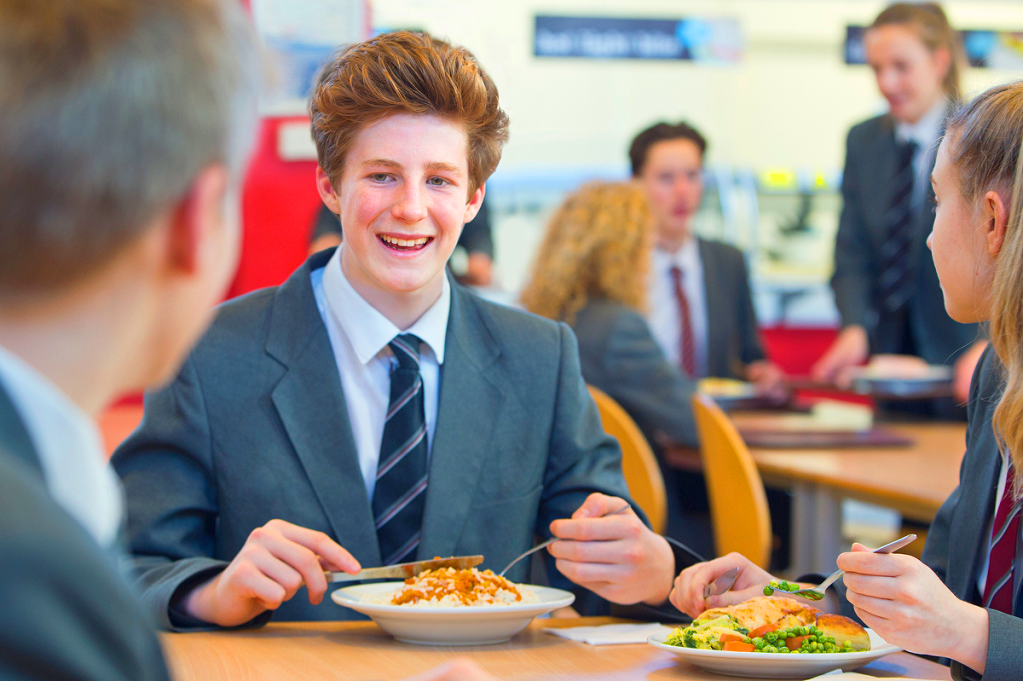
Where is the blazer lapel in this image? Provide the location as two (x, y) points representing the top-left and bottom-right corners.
(867, 117), (898, 244)
(698, 239), (727, 377)
(950, 437), (1000, 600)
(0, 379), (42, 477)
(419, 282), (505, 559)
(266, 251), (381, 566)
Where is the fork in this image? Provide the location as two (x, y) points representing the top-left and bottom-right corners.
(769, 534), (917, 601)
(498, 503), (633, 577)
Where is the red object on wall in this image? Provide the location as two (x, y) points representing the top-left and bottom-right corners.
(227, 116), (323, 299)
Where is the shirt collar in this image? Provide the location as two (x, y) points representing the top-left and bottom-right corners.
(321, 246), (450, 365)
(895, 99), (947, 150)
(0, 344), (121, 546)
(653, 236), (700, 273)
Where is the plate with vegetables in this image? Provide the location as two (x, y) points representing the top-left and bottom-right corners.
(648, 596), (900, 678)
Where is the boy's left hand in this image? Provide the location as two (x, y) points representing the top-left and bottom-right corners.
(549, 493), (675, 606)
(839, 543), (989, 671)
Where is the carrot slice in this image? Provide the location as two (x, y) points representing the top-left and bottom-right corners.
(748, 624), (779, 639)
(722, 641), (756, 652)
(786, 635), (811, 651)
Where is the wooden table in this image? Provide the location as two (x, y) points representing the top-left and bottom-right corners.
(161, 618), (952, 681)
(665, 418), (967, 574)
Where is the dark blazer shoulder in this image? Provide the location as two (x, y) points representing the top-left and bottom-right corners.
(455, 284), (567, 351)
(847, 113), (891, 146)
(967, 345), (1004, 438)
(573, 298), (641, 330)
(697, 237), (745, 265)
(571, 299), (646, 357)
(0, 450), (170, 681)
(191, 250), (332, 366)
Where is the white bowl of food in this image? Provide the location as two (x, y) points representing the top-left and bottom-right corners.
(648, 596), (900, 678)
(331, 567), (575, 645)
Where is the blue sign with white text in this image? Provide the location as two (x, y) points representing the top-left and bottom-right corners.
(534, 15), (743, 63)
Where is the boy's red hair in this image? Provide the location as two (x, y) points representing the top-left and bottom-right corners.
(310, 31), (509, 196)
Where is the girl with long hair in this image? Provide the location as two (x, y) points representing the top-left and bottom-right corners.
(812, 3), (986, 416)
(670, 80), (1023, 681)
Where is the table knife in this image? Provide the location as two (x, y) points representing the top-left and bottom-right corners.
(702, 567), (740, 599)
(325, 555), (484, 583)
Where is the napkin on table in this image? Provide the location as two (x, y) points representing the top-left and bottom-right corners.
(544, 623), (674, 646)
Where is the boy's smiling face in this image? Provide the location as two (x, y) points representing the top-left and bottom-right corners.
(318, 113), (483, 312)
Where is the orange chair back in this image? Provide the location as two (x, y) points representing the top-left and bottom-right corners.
(691, 394), (772, 568)
(587, 386), (667, 535)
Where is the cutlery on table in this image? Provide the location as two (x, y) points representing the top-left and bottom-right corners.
(499, 503), (633, 577)
(325, 554), (483, 583)
(768, 534), (917, 601)
(702, 567), (740, 599)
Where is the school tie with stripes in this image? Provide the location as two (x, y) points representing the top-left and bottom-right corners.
(373, 334), (429, 566)
(669, 266), (697, 378)
(879, 139), (918, 313)
(983, 465), (1022, 614)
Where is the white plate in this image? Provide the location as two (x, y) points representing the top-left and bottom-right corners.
(331, 581), (575, 646)
(648, 629), (901, 679)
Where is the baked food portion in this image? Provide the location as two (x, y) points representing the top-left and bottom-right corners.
(701, 596), (819, 631)
(666, 596), (870, 654)
(815, 613), (871, 651)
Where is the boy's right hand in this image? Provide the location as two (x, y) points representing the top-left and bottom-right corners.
(183, 519), (360, 627)
(668, 553), (774, 618)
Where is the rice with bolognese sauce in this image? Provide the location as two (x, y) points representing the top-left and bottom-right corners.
(363, 567), (538, 607)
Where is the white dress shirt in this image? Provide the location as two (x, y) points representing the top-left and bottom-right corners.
(0, 344), (123, 548)
(647, 238), (708, 377)
(311, 246), (449, 501)
(895, 98), (947, 212)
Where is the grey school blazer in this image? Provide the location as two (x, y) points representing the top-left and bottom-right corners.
(0, 385), (170, 681)
(697, 238), (766, 378)
(832, 113), (980, 367)
(571, 299), (698, 449)
(920, 347), (1023, 681)
(112, 248), (640, 629)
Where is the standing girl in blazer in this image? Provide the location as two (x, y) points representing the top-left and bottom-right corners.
(812, 3), (985, 415)
(669, 80), (1023, 681)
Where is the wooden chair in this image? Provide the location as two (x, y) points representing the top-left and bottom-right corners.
(587, 385), (667, 535)
(691, 394), (772, 568)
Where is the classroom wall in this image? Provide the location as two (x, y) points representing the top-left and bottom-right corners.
(372, 0), (1023, 175)
(231, 1), (1023, 317)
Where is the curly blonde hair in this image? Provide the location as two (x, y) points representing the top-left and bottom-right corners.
(521, 181), (651, 324)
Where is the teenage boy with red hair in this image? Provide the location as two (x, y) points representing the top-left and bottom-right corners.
(114, 31), (680, 629)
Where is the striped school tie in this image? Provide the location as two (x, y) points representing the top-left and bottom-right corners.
(372, 334), (429, 566)
(983, 465), (1022, 614)
(879, 140), (918, 312)
(669, 266), (697, 378)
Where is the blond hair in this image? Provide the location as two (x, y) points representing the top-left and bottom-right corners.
(521, 182), (651, 324)
(870, 3), (966, 100)
(945, 81), (1023, 495)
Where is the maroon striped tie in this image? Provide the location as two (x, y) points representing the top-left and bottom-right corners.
(983, 464), (1021, 614)
(669, 266), (697, 378)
